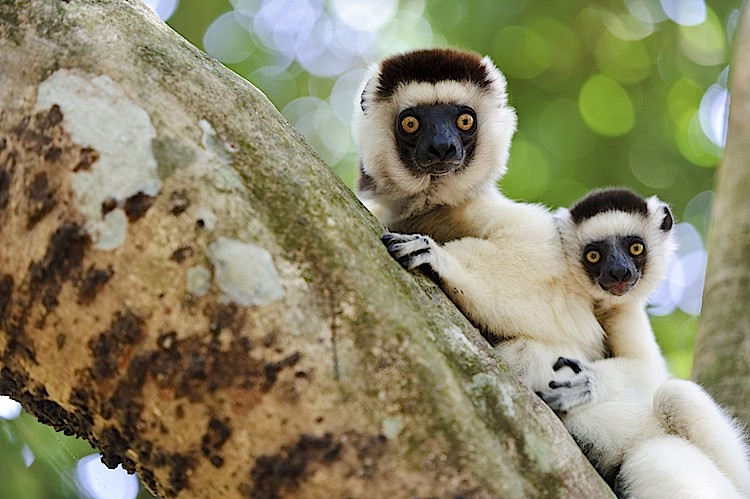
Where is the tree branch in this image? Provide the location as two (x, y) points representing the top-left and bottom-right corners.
(0, 0), (610, 497)
(694, 1), (750, 428)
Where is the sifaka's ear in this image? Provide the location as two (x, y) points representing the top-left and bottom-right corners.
(356, 62), (381, 115)
(360, 79), (373, 114)
(659, 205), (673, 232)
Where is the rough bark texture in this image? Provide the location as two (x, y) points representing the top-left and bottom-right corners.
(0, 1), (612, 497)
(693, 4), (750, 427)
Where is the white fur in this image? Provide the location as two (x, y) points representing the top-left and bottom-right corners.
(387, 187), (750, 496)
(567, 399), (744, 497)
(618, 435), (743, 498)
(556, 197), (750, 497)
(353, 53), (517, 236)
(549, 197), (750, 496)
(555, 196), (676, 306)
(361, 49), (750, 496)
(655, 379), (750, 494)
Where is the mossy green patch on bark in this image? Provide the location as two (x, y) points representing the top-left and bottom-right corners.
(153, 137), (196, 179)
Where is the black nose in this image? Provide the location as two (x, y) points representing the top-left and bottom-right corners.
(609, 267), (632, 282)
(427, 142), (458, 161)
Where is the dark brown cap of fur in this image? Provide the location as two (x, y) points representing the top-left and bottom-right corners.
(569, 188), (648, 225)
(375, 48), (492, 100)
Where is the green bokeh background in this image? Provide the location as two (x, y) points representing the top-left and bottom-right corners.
(1, 0), (741, 496)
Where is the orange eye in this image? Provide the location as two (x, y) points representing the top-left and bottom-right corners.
(401, 116), (419, 133)
(457, 113), (474, 131)
(630, 242), (644, 256)
(586, 250), (600, 263)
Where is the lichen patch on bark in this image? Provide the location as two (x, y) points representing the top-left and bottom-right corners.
(35, 69), (162, 249)
(208, 237), (285, 307)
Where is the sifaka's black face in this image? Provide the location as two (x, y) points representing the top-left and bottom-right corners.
(582, 236), (647, 296)
(394, 104), (478, 176)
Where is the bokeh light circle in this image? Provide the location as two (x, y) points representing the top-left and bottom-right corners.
(579, 74), (634, 137)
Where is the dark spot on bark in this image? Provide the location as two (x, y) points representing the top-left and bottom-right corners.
(137, 440), (153, 462)
(201, 417), (232, 468)
(169, 190), (190, 215)
(56, 333), (66, 349)
(99, 426), (136, 471)
(0, 167), (11, 212)
(151, 452), (195, 495)
(77, 265), (113, 304)
(26, 171), (57, 228)
(89, 310), (146, 379)
(38, 105), (63, 130)
(250, 433), (342, 499)
(44, 146), (62, 162)
(170, 244), (193, 263)
(0, 367), (28, 396)
(195, 218), (205, 229)
(237, 336), (253, 353)
(0, 138), (6, 152)
(96, 352), (157, 471)
(0, 304), (35, 363)
(263, 352), (302, 391)
(11, 115), (30, 136)
(124, 192), (155, 222)
(103, 356), (150, 429)
(74, 147), (99, 172)
(0, 274), (13, 319)
(67, 388), (95, 439)
(101, 197), (118, 215)
(180, 346), (208, 395)
(140, 469), (158, 494)
(31, 398), (80, 436)
(41, 283), (61, 310)
(12, 112), (53, 155)
(0, 368), (93, 439)
(69, 388), (90, 410)
(261, 331), (277, 348)
(148, 330), (293, 403)
(150, 338), (218, 401)
(29, 222), (90, 312)
(168, 454), (194, 494)
(175, 405), (185, 419)
(208, 302), (245, 336)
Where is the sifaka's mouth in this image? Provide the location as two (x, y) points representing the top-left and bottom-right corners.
(419, 160), (462, 176)
(601, 279), (638, 296)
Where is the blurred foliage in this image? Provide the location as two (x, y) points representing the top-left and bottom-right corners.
(168, 0), (739, 212)
(2, 0), (744, 497)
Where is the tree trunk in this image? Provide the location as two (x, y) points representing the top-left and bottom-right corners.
(0, 1), (611, 497)
(693, 4), (750, 428)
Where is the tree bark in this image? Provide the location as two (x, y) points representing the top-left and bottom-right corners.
(693, 3), (750, 428)
(0, 1), (611, 497)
